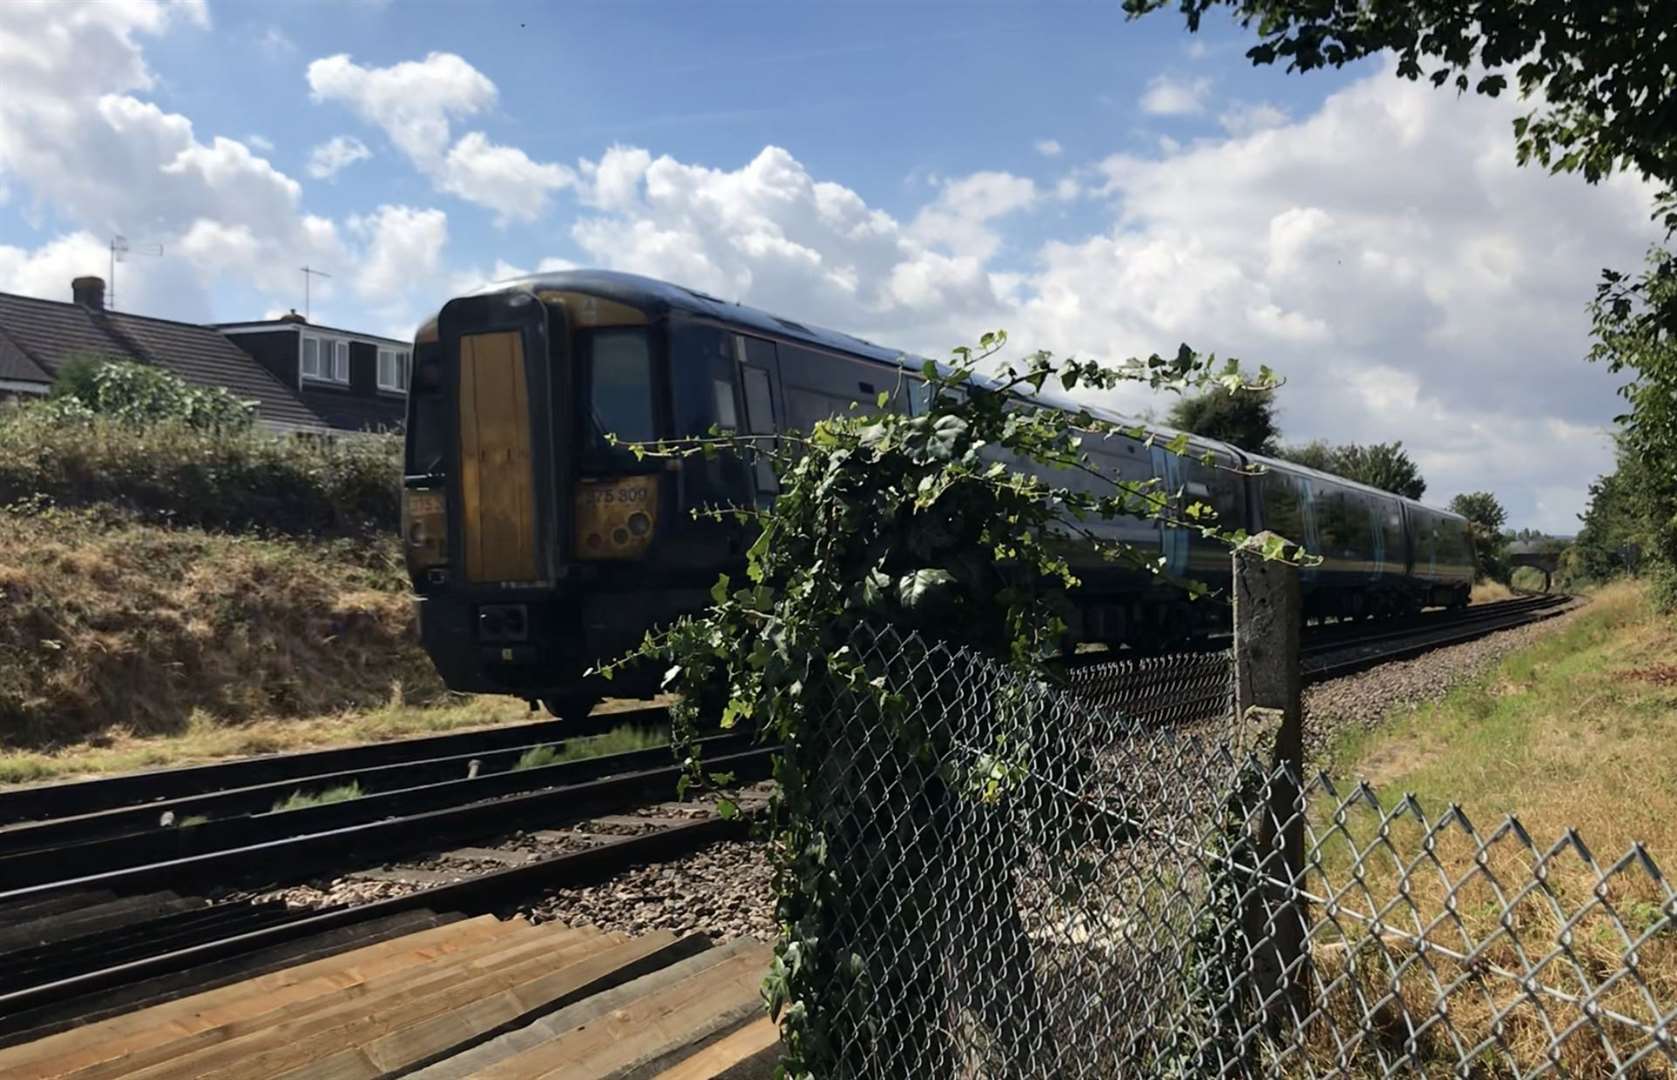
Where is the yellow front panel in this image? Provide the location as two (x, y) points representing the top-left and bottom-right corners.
(458, 331), (539, 583)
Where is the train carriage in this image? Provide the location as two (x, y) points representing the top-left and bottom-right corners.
(402, 270), (1474, 717)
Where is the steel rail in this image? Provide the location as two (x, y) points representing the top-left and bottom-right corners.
(0, 746), (776, 908)
(0, 727), (646, 855)
(0, 703), (671, 826)
(0, 734), (754, 888)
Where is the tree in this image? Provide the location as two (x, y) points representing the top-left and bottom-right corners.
(1167, 387), (1278, 453)
(1450, 491), (1510, 581)
(1274, 439), (1427, 500)
(1333, 441), (1426, 500)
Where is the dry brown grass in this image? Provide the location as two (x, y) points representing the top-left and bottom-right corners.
(0, 507), (445, 751)
(1302, 582), (1677, 1075)
(1470, 579), (1515, 604)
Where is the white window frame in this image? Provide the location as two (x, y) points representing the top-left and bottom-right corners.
(377, 348), (410, 393)
(301, 334), (351, 386)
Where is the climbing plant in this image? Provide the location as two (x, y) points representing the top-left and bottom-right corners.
(595, 334), (1285, 1077)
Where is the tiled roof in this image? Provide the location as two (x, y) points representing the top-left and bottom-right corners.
(301, 387), (407, 433)
(0, 291), (330, 432)
(105, 310), (328, 432)
(0, 323), (50, 384)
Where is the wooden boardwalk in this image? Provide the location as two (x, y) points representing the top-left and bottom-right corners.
(0, 915), (778, 1079)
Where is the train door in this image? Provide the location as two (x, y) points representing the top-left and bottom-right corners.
(734, 335), (785, 508)
(1150, 445), (1190, 577)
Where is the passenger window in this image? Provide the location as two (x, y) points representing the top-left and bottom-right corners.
(741, 366), (778, 495)
(587, 329), (655, 446)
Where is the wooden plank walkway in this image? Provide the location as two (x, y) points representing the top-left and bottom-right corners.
(0, 915), (778, 1079)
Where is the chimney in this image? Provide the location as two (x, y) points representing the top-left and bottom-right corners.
(72, 276), (106, 310)
(278, 308), (308, 324)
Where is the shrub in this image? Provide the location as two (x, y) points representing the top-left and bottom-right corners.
(0, 410), (401, 537)
(46, 356), (257, 431)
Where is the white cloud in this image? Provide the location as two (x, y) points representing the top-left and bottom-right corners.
(910, 172), (1037, 260)
(0, 4), (460, 328)
(307, 134), (371, 179)
(246, 133), (275, 152)
(436, 132), (573, 224)
(349, 204), (447, 299)
(1219, 101), (1288, 136)
(306, 51), (571, 223)
(567, 144), (1007, 340)
(1034, 138), (1063, 158)
(1140, 74), (1211, 116)
(258, 26), (293, 55)
(552, 65), (1652, 530)
(306, 51), (494, 167)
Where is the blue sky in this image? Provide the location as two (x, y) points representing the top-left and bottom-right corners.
(0, 0), (1660, 531)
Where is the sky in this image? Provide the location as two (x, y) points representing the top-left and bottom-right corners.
(0, 0), (1661, 533)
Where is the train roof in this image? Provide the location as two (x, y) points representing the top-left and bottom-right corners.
(464, 269), (1468, 525)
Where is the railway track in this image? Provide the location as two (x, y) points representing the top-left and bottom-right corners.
(0, 593), (1573, 1043)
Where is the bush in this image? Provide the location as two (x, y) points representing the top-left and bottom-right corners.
(47, 356), (257, 431)
(0, 410), (401, 537)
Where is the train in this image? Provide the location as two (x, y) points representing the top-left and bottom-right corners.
(401, 270), (1475, 719)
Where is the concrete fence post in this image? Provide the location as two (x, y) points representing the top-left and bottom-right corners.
(1231, 530), (1309, 1035)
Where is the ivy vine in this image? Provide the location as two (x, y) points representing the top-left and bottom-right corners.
(594, 333), (1286, 1077)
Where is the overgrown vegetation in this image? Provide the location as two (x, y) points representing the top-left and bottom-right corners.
(45, 354), (257, 431)
(0, 360), (427, 751)
(270, 781), (363, 813)
(1309, 583), (1674, 1073)
(512, 724), (669, 770)
(0, 355), (400, 537)
(0, 505), (440, 749)
(596, 334), (1284, 1077)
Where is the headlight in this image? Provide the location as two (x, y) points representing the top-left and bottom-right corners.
(402, 488), (448, 573)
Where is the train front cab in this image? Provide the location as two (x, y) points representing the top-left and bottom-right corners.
(401, 287), (742, 717)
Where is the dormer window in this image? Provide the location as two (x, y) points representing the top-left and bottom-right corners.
(377, 348), (410, 393)
(302, 335), (349, 384)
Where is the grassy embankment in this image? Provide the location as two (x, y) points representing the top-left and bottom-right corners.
(1302, 582), (1676, 1073)
(0, 412), (658, 784)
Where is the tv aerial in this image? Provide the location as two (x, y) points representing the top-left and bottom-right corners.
(108, 235), (163, 311)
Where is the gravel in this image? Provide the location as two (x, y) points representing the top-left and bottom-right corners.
(1302, 597), (1586, 760)
(526, 838), (776, 942)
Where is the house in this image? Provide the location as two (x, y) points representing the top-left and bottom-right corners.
(213, 314), (411, 432)
(0, 276), (410, 435)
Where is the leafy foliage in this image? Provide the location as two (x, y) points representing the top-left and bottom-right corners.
(595, 334), (1289, 1077)
(1275, 439), (1427, 500)
(0, 409), (400, 538)
(43, 356), (257, 431)
(1167, 387), (1279, 453)
(1586, 249), (1677, 608)
(1450, 491), (1510, 582)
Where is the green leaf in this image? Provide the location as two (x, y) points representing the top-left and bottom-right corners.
(896, 568), (955, 611)
(876, 390), (890, 408)
(709, 573), (732, 605)
(716, 797), (738, 820)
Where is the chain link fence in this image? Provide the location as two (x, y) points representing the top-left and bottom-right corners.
(804, 620), (1677, 1078)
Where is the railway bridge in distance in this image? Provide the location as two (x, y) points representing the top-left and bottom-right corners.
(1507, 540), (1566, 593)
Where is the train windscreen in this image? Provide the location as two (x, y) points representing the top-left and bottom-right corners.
(585, 328), (656, 450)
